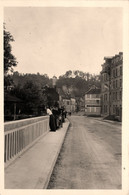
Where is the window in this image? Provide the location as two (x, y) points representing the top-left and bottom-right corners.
(116, 92), (117, 100)
(106, 105), (108, 113)
(106, 94), (107, 101)
(113, 92), (115, 101)
(113, 92), (115, 100)
(87, 107), (90, 113)
(119, 91), (122, 100)
(104, 94), (107, 101)
(113, 69), (115, 77)
(112, 69), (114, 77)
(115, 105), (117, 115)
(120, 79), (122, 87)
(91, 107), (94, 113)
(87, 94), (90, 98)
(67, 101), (69, 105)
(120, 66), (122, 76)
(104, 105), (105, 113)
(113, 105), (115, 113)
(96, 100), (100, 104)
(116, 68), (118, 77)
(104, 105), (108, 113)
(116, 80), (118, 88)
(92, 94), (96, 98)
(101, 95), (103, 102)
(113, 81), (115, 89)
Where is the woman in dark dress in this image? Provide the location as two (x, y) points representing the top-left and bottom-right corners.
(47, 107), (56, 131)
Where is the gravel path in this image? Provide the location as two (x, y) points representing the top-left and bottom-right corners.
(47, 116), (121, 189)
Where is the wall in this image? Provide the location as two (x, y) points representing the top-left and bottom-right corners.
(4, 116), (49, 168)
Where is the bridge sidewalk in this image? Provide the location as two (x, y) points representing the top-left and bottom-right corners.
(5, 119), (70, 189)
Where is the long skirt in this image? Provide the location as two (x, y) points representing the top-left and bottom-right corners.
(49, 114), (56, 131)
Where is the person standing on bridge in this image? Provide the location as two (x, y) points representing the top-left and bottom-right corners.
(46, 107), (56, 132)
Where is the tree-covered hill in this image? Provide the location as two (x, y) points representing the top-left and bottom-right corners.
(56, 70), (101, 97)
(10, 70), (101, 99)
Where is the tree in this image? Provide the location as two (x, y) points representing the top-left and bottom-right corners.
(43, 86), (59, 107)
(64, 70), (72, 78)
(4, 26), (17, 74)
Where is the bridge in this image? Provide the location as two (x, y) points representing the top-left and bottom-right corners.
(4, 116), (70, 189)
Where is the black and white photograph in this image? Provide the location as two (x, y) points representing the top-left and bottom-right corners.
(1, 0), (129, 194)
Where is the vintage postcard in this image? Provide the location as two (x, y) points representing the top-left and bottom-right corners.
(0, 1), (129, 195)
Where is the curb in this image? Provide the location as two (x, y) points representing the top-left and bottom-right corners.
(38, 120), (70, 189)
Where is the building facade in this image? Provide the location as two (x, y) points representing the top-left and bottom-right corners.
(85, 85), (101, 116)
(101, 52), (123, 121)
(62, 98), (76, 113)
(101, 57), (112, 117)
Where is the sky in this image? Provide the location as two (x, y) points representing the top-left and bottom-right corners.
(4, 7), (123, 78)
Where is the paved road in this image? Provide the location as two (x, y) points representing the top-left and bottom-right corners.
(47, 116), (122, 189)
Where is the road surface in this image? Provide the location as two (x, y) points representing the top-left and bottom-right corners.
(47, 115), (122, 189)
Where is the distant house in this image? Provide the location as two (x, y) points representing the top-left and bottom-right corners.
(63, 98), (71, 112)
(57, 87), (76, 112)
(62, 97), (76, 113)
(85, 85), (101, 116)
(76, 96), (85, 112)
(4, 92), (23, 121)
(70, 98), (76, 112)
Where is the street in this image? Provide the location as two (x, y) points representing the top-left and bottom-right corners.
(47, 115), (122, 189)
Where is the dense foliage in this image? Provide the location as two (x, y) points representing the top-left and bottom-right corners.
(56, 70), (101, 97)
(4, 26), (17, 74)
(4, 26), (17, 90)
(11, 70), (100, 98)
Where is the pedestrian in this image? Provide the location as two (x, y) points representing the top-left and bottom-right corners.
(46, 107), (56, 131)
(52, 106), (59, 129)
(58, 108), (63, 128)
(65, 111), (67, 118)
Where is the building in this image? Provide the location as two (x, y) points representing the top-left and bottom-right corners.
(76, 97), (85, 112)
(85, 85), (101, 116)
(57, 86), (76, 113)
(101, 52), (123, 121)
(101, 57), (112, 117)
(70, 98), (76, 112)
(4, 92), (23, 121)
(62, 98), (71, 112)
(62, 97), (76, 113)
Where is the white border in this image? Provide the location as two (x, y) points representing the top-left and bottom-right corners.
(0, 1), (129, 195)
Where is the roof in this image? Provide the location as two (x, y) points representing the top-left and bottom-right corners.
(4, 93), (23, 102)
(85, 88), (101, 94)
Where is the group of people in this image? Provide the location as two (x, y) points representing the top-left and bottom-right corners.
(46, 106), (67, 132)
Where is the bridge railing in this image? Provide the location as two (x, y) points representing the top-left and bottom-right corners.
(4, 116), (49, 168)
